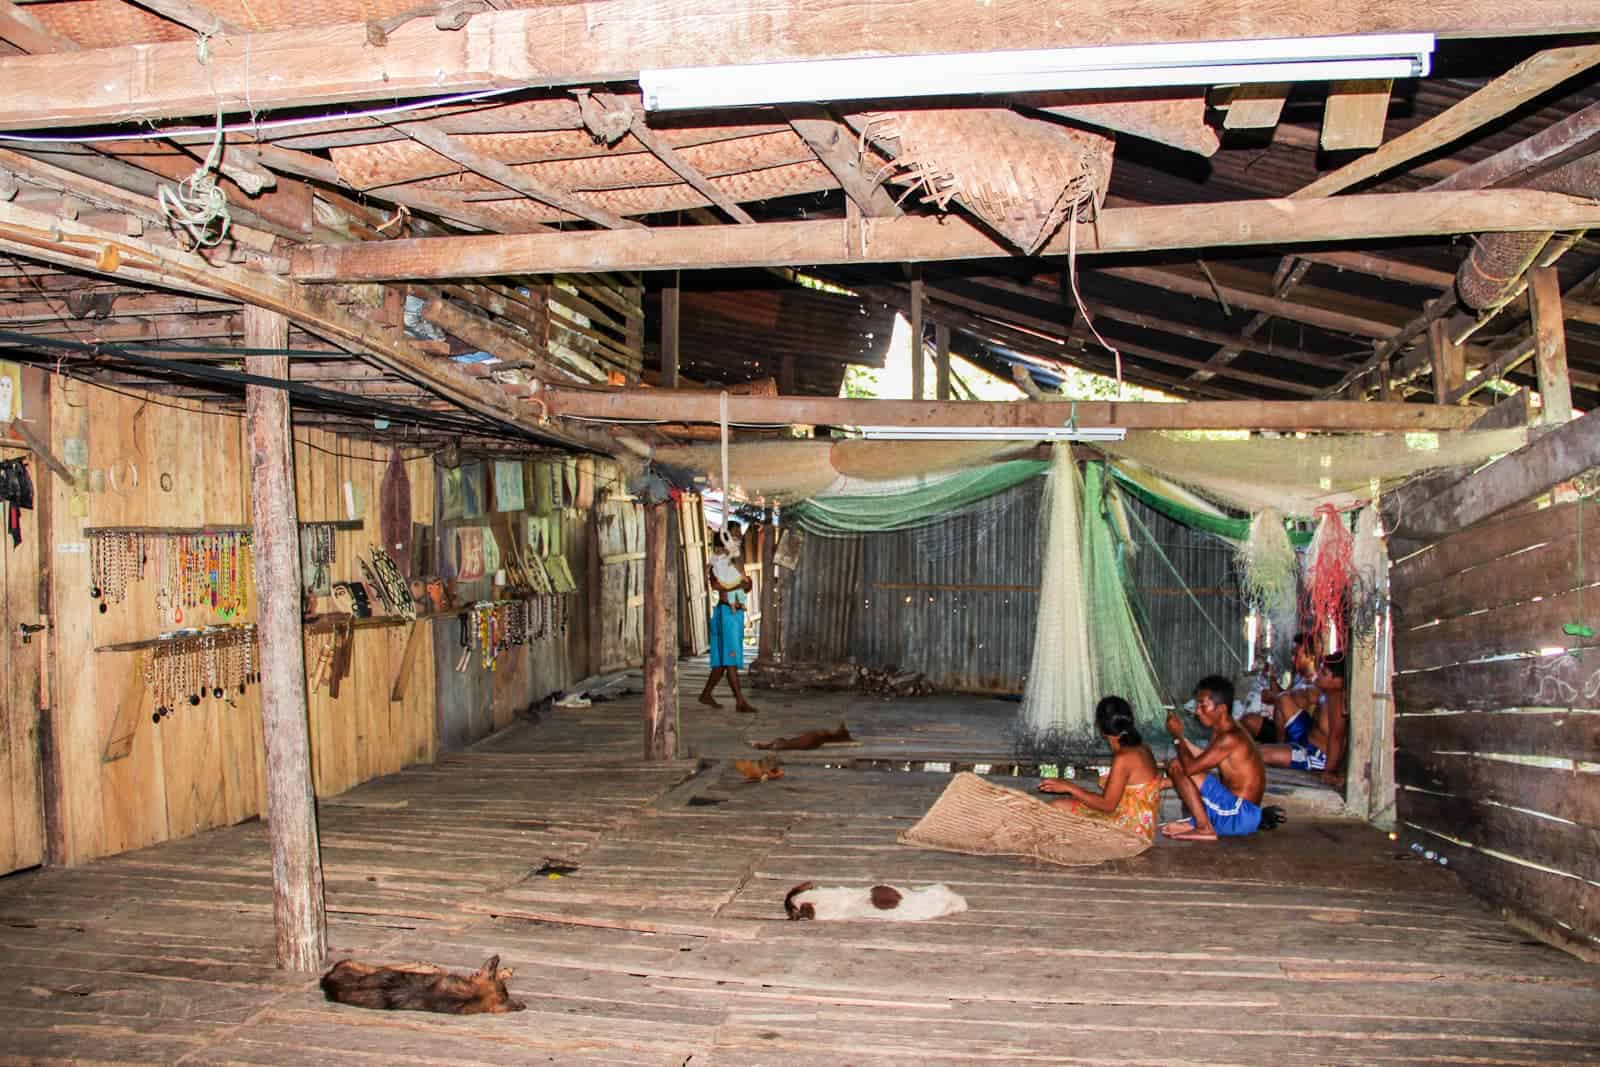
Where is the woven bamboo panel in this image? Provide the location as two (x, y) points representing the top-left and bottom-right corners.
(454, 160), (837, 225)
(332, 121), (791, 190)
(401, 130), (816, 195)
(861, 107), (1114, 254)
(899, 771), (1152, 867)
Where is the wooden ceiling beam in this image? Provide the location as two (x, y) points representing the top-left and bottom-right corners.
(597, 93), (755, 225)
(0, 196), (606, 451)
(6, 2), (1600, 130)
(292, 189), (1600, 282)
(0, 292), (231, 321)
(781, 105), (902, 218)
(1096, 265), (1401, 339)
(1189, 41), (1600, 383)
(0, 313), (241, 342)
(538, 386), (1482, 432)
(125, 0), (243, 37)
(0, 0), (78, 53)
(931, 270), (1351, 371)
(1295, 251), (1455, 290)
(390, 122), (642, 231)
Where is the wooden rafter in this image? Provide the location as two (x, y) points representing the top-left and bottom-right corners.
(391, 122), (643, 231)
(0, 196), (603, 450)
(1190, 41), (1600, 383)
(781, 105), (902, 218)
(125, 0), (243, 37)
(5, 2), (1600, 130)
(0, 0), (77, 52)
(292, 190), (1600, 282)
(597, 93), (755, 225)
(539, 385), (1482, 432)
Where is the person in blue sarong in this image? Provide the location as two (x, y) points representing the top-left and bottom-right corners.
(699, 522), (757, 714)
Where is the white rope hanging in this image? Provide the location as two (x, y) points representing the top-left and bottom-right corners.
(158, 108), (232, 249)
(718, 389), (731, 537)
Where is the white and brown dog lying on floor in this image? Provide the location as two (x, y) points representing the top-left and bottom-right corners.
(784, 881), (967, 921)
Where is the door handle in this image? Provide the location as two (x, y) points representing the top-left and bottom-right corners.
(17, 622), (45, 644)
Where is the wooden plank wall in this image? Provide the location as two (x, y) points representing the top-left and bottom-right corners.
(46, 378), (436, 865)
(548, 272), (644, 382)
(677, 493), (709, 656)
(1391, 496), (1600, 960)
(0, 364), (45, 875)
(430, 504), (590, 752)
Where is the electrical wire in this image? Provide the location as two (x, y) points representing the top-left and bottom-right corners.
(0, 87), (524, 146)
(0, 330), (517, 440)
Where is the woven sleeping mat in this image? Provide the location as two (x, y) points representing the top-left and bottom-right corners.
(899, 772), (1152, 867)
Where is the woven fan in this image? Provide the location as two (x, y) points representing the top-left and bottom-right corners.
(857, 107), (1113, 254)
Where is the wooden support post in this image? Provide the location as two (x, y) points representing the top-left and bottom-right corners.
(586, 504), (604, 677)
(1345, 630), (1377, 821)
(642, 498), (678, 761)
(1428, 319), (1464, 404)
(757, 519), (777, 664)
(660, 271), (679, 390)
(909, 272), (924, 400)
(935, 322), (951, 401)
(1529, 265), (1574, 424)
(243, 304), (327, 971)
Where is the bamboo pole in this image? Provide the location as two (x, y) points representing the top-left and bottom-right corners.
(243, 305), (327, 971)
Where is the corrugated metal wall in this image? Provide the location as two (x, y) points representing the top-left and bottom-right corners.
(1122, 495), (1250, 702)
(782, 470), (1247, 699)
(853, 483), (1041, 692)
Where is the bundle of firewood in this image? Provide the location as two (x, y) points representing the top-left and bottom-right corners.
(855, 665), (938, 698)
(747, 660), (938, 698)
(748, 660), (857, 690)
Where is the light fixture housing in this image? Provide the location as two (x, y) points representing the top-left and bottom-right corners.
(857, 425), (1128, 442)
(640, 33), (1434, 112)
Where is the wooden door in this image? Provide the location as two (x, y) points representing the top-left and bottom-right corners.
(676, 495), (709, 656)
(0, 443), (46, 875)
(596, 497), (645, 672)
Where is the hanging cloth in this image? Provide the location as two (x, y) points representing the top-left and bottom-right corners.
(380, 447), (413, 577)
(0, 455), (34, 548)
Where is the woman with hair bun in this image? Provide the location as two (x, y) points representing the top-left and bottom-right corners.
(1037, 695), (1162, 844)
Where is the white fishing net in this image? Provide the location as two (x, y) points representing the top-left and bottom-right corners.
(1020, 446), (1096, 739)
(1101, 428), (1528, 516)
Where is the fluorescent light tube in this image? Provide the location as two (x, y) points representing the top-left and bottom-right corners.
(641, 33), (1433, 111)
(857, 426), (1127, 442)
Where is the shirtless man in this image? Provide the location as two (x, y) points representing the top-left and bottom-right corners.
(1161, 675), (1267, 842)
(1260, 651), (1347, 786)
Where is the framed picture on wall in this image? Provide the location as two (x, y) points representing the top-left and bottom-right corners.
(494, 460), (525, 512)
(459, 462), (485, 518)
(441, 465), (465, 521)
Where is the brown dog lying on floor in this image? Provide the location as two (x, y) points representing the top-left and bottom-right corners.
(321, 955), (526, 1014)
(751, 722), (853, 751)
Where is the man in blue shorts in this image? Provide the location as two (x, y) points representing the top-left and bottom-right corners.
(1161, 675), (1267, 842)
(698, 522), (758, 714)
(1260, 651), (1346, 786)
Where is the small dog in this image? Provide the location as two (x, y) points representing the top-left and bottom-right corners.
(751, 722), (853, 751)
(321, 955), (526, 1015)
(784, 881), (967, 921)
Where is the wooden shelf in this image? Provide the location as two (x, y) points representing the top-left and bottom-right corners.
(94, 610), (425, 651)
(96, 624), (256, 653)
(85, 520), (363, 535)
(303, 612), (428, 635)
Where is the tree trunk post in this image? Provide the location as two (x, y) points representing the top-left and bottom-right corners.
(642, 498), (679, 760)
(243, 304), (327, 971)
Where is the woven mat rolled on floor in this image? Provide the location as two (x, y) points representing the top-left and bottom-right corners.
(899, 772), (1151, 867)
